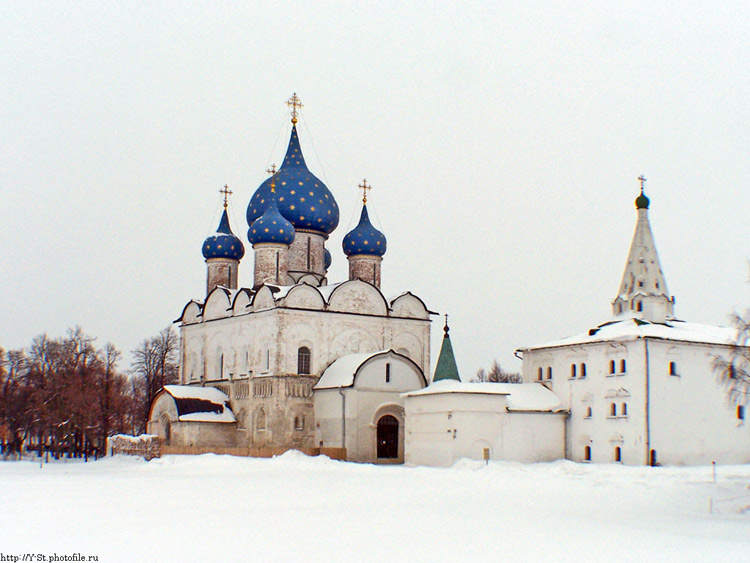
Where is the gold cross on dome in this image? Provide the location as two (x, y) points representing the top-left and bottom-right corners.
(219, 184), (232, 209)
(267, 164), (278, 192)
(638, 175), (647, 193)
(358, 178), (372, 204)
(286, 93), (303, 124)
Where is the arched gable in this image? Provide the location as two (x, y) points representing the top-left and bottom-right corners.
(203, 287), (232, 320)
(178, 300), (203, 325)
(353, 350), (427, 390)
(252, 286), (277, 311)
(232, 289), (253, 316)
(283, 283), (325, 310)
(391, 331), (424, 367)
(390, 292), (431, 319)
(148, 390), (179, 425)
(327, 279), (388, 316)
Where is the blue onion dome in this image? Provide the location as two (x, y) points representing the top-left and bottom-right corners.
(247, 125), (339, 236)
(247, 196), (295, 246)
(342, 205), (387, 257)
(324, 247), (332, 270)
(202, 209), (245, 260)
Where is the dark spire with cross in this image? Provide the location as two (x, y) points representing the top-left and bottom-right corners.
(635, 175), (650, 209)
(443, 313), (450, 335)
(219, 184), (232, 209)
(286, 92), (303, 124)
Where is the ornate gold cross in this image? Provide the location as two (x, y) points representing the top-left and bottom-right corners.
(219, 184), (232, 209)
(358, 178), (372, 204)
(286, 93), (303, 123)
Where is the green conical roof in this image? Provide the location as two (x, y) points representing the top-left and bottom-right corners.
(433, 319), (461, 382)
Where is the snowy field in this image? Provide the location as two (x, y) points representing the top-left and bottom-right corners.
(1, 453), (749, 562)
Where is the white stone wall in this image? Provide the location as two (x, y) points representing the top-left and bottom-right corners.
(404, 393), (566, 467)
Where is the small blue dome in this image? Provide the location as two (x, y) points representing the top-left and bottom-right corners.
(247, 125), (339, 236)
(324, 247), (332, 270)
(342, 205), (387, 257)
(248, 197), (295, 246)
(203, 209), (245, 260)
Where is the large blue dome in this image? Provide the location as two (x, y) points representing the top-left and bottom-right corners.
(203, 209), (245, 260)
(248, 197), (295, 246)
(342, 205), (387, 257)
(247, 125), (339, 236)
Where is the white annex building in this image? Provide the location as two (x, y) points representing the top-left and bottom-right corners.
(148, 96), (432, 463)
(517, 181), (750, 466)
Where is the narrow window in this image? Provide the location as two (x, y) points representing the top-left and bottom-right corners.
(614, 447), (622, 462)
(537, 367), (543, 381)
(739, 405), (745, 420)
(618, 303), (623, 313)
(621, 403), (628, 417)
(609, 360), (615, 374)
(263, 349), (270, 372)
(570, 364), (577, 378)
(638, 281), (643, 288)
(294, 416), (304, 431)
(580, 363), (586, 378)
(257, 409), (266, 431)
(385, 363), (391, 383)
(610, 403), (617, 417)
(584, 446), (591, 462)
(637, 301), (643, 312)
(669, 361), (677, 376)
(297, 346), (311, 375)
(275, 251), (280, 283)
(546, 367), (552, 380)
(306, 237), (311, 270)
(620, 359), (626, 373)
(585, 406), (592, 419)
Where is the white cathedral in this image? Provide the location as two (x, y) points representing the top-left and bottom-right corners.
(148, 97), (749, 466)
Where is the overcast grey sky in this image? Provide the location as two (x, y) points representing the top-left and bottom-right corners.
(1, 1), (748, 377)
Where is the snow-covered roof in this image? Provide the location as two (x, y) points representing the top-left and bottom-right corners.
(162, 385), (236, 423)
(519, 317), (736, 352)
(314, 351), (388, 390)
(402, 380), (565, 412)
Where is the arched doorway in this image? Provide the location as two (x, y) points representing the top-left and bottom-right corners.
(377, 415), (399, 459)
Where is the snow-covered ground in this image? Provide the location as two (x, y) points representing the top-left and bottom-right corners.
(1, 453), (748, 562)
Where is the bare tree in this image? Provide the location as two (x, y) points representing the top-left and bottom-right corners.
(715, 310), (750, 405)
(131, 326), (179, 431)
(473, 360), (522, 383)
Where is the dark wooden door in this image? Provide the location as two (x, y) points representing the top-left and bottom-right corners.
(377, 415), (398, 459)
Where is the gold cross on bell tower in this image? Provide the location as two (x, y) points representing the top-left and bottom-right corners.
(358, 178), (372, 204)
(286, 93), (303, 124)
(219, 184), (232, 209)
(267, 164), (278, 192)
(638, 175), (647, 193)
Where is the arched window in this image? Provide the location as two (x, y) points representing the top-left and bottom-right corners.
(580, 363), (586, 378)
(570, 364), (577, 378)
(621, 403), (628, 417)
(256, 408), (266, 431)
(620, 359), (627, 373)
(537, 367), (543, 381)
(216, 351), (224, 380)
(546, 367), (552, 380)
(610, 403), (617, 417)
(585, 406), (592, 419)
(614, 447), (622, 462)
(609, 360), (615, 375)
(669, 361), (677, 376)
(738, 405), (745, 420)
(237, 409), (247, 430)
(636, 301), (643, 312)
(297, 346), (311, 375)
(584, 446), (591, 462)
